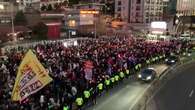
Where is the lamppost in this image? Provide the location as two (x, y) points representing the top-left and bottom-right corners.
(11, 2), (15, 34)
(175, 13), (183, 36)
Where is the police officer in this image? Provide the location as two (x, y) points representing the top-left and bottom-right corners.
(138, 64), (141, 70)
(83, 90), (90, 102)
(104, 77), (111, 91)
(114, 74), (120, 85)
(135, 65), (139, 71)
(47, 102), (54, 110)
(159, 55), (163, 60)
(152, 57), (156, 63)
(163, 54), (166, 58)
(97, 82), (103, 95)
(119, 71), (125, 80)
(125, 69), (130, 77)
(75, 97), (84, 110)
(63, 104), (69, 110)
(156, 56), (159, 62)
(146, 60), (150, 65)
(110, 77), (115, 87)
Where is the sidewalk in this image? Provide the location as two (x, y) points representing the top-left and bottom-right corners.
(86, 64), (168, 110)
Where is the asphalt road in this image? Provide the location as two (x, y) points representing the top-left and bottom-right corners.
(86, 64), (168, 110)
(146, 62), (195, 110)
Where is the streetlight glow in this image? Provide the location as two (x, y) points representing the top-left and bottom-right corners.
(0, 4), (4, 10)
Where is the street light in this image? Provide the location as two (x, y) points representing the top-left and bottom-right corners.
(10, 1), (15, 34)
(0, 4), (4, 10)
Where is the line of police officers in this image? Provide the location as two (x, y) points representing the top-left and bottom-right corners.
(63, 54), (168, 110)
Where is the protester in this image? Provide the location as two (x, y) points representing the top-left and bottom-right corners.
(0, 36), (189, 110)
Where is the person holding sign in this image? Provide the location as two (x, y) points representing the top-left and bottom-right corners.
(11, 50), (53, 102)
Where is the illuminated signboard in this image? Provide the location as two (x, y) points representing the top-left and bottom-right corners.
(150, 21), (167, 35)
(80, 10), (99, 14)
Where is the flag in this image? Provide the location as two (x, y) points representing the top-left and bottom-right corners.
(11, 50), (53, 101)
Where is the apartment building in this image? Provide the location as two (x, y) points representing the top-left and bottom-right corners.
(40, 0), (66, 7)
(0, 0), (19, 25)
(115, 0), (168, 24)
(17, 0), (40, 11)
(177, 0), (195, 16)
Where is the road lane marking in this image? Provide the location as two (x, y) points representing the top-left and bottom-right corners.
(189, 90), (194, 98)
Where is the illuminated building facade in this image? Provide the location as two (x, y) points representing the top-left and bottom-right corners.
(115, 0), (168, 24)
(177, 0), (195, 16)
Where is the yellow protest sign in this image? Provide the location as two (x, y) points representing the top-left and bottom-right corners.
(11, 50), (53, 101)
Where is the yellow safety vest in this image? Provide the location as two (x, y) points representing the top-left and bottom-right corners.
(152, 58), (156, 62)
(105, 79), (110, 86)
(84, 91), (90, 99)
(76, 98), (83, 106)
(63, 106), (69, 110)
(138, 64), (141, 68)
(146, 60), (150, 64)
(98, 83), (103, 90)
(135, 65), (139, 70)
(126, 69), (130, 75)
(115, 75), (119, 81)
(111, 77), (115, 83)
(119, 72), (125, 78)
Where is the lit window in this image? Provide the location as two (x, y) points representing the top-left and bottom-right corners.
(68, 20), (76, 27)
(1, 20), (5, 23)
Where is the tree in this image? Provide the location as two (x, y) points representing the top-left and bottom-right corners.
(47, 4), (53, 11)
(32, 22), (48, 40)
(14, 11), (27, 26)
(68, 0), (79, 6)
(41, 4), (47, 11)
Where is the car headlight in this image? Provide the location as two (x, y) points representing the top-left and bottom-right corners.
(138, 74), (142, 78)
(171, 60), (175, 63)
(165, 59), (168, 62)
(146, 76), (152, 80)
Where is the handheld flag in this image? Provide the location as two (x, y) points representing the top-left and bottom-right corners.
(11, 50), (53, 101)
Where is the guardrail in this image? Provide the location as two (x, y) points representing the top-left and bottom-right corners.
(1, 37), (92, 50)
(131, 53), (195, 110)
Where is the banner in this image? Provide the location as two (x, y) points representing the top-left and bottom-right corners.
(84, 60), (94, 69)
(84, 60), (93, 81)
(11, 50), (53, 101)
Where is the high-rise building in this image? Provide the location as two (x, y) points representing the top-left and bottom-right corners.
(16, 0), (67, 11)
(0, 0), (19, 25)
(17, 0), (40, 11)
(40, 0), (66, 8)
(115, 0), (168, 25)
(177, 0), (195, 16)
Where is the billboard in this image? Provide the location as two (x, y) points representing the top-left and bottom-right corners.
(150, 21), (167, 34)
(80, 14), (94, 25)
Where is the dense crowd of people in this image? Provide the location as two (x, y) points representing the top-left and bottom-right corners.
(0, 36), (190, 110)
